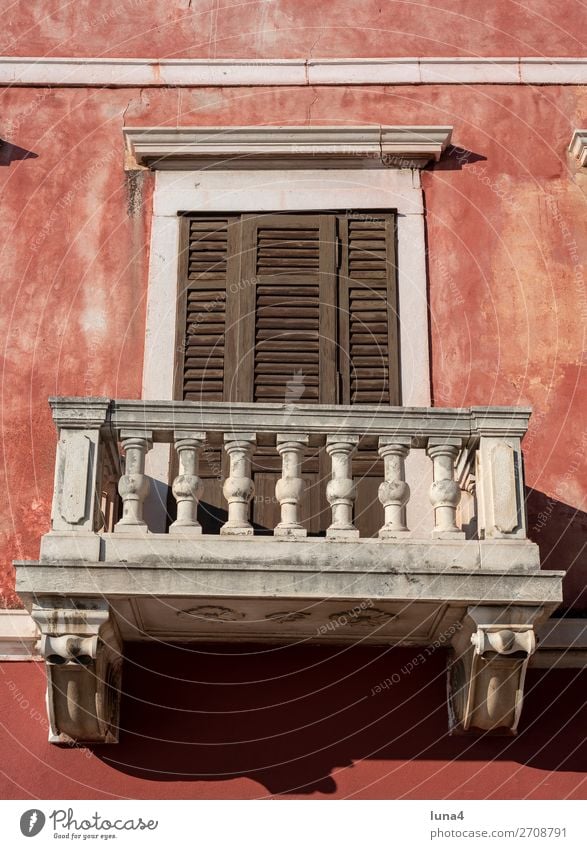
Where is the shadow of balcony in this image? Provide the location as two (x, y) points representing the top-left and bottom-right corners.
(93, 640), (587, 796)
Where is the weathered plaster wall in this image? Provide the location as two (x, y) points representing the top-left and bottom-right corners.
(1, 645), (586, 799)
(1, 82), (585, 607)
(1, 0), (584, 59)
(0, 87), (152, 605)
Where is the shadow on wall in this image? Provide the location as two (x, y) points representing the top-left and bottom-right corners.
(526, 488), (587, 611)
(93, 642), (587, 796)
(426, 145), (487, 171)
(0, 139), (38, 166)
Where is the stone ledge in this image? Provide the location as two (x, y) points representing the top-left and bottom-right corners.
(1, 57), (586, 87)
(16, 561), (563, 607)
(0, 610), (41, 660)
(37, 532), (541, 571)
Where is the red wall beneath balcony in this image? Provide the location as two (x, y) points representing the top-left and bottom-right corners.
(1, 645), (586, 799)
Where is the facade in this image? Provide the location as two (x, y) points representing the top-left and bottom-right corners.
(1, 1), (586, 799)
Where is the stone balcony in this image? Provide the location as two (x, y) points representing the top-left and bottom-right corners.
(16, 398), (563, 743)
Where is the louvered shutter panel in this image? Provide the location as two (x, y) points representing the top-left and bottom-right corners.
(238, 214), (338, 405)
(339, 215), (399, 404)
(176, 215), (238, 401)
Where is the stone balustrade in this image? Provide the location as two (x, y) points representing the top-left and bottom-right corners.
(46, 397), (531, 544)
(21, 398), (561, 744)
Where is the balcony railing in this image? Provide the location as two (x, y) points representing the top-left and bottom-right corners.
(20, 397), (565, 742)
(46, 397), (531, 551)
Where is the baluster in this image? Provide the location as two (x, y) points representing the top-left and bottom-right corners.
(221, 433), (256, 536)
(427, 438), (465, 538)
(114, 430), (152, 532)
(275, 433), (309, 537)
(170, 432), (205, 535)
(378, 437), (411, 538)
(326, 434), (359, 539)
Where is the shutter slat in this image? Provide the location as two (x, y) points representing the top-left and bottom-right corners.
(180, 217), (230, 400)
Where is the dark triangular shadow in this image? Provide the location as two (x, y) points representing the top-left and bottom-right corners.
(0, 139), (38, 166)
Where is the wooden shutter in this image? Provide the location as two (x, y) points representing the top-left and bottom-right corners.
(175, 211), (398, 536)
(338, 214), (399, 404)
(175, 215), (239, 401)
(238, 214), (338, 405)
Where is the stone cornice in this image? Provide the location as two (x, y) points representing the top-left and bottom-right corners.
(0, 610), (40, 660)
(123, 125), (453, 169)
(569, 129), (587, 167)
(0, 56), (586, 86)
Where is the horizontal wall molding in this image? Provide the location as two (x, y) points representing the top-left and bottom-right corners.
(124, 125), (452, 169)
(0, 609), (40, 660)
(0, 56), (586, 87)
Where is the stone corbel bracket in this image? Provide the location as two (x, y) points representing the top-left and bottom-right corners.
(32, 599), (122, 744)
(448, 605), (542, 735)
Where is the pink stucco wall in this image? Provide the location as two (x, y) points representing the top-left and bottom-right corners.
(1, 0), (584, 59)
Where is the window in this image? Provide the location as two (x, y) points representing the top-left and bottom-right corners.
(174, 211), (400, 537)
(175, 212), (399, 406)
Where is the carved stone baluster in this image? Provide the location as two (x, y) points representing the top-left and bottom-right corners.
(275, 433), (309, 537)
(326, 434), (359, 539)
(114, 430), (152, 533)
(427, 438), (465, 538)
(378, 437), (411, 538)
(221, 433), (256, 536)
(170, 432), (205, 535)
